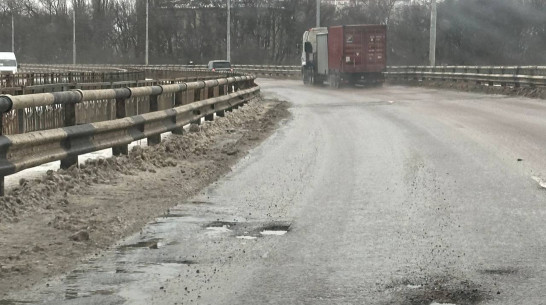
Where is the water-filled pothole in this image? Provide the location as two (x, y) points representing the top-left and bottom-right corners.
(118, 239), (162, 250)
(260, 230), (288, 236)
(258, 223), (291, 236)
(205, 221), (237, 228)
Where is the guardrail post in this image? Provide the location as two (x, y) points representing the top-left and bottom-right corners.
(6, 75), (13, 88)
(0, 112), (4, 195)
(172, 87), (185, 135)
(515, 67), (521, 88)
(60, 101), (78, 169)
(113, 96), (129, 155)
(204, 83), (216, 122)
(148, 93), (161, 145)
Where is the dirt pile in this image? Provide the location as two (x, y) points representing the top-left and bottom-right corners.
(0, 96), (290, 296)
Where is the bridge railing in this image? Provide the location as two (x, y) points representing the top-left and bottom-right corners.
(0, 75), (259, 195)
(232, 65), (301, 79)
(2, 68), (238, 95)
(21, 63), (302, 79)
(385, 66), (546, 87)
(0, 71), (146, 91)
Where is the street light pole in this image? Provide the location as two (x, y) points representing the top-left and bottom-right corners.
(11, 13), (14, 53)
(145, 0), (149, 66)
(73, 7), (76, 65)
(316, 0), (320, 27)
(227, 0), (231, 62)
(429, 0), (437, 66)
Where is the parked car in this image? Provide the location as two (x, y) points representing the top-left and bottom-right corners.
(0, 52), (18, 74)
(207, 60), (233, 72)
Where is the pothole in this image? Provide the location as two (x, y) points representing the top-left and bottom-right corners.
(258, 223), (291, 236)
(118, 239), (162, 250)
(260, 230), (288, 236)
(205, 221), (237, 228)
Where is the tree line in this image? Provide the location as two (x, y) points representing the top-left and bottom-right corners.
(0, 0), (544, 66)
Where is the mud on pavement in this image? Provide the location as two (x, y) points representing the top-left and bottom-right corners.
(0, 96), (290, 297)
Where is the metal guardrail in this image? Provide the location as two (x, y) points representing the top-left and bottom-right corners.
(233, 65), (301, 79)
(0, 75), (259, 195)
(21, 64), (302, 79)
(21, 64), (546, 86)
(385, 66), (546, 87)
(20, 64), (209, 72)
(3, 67), (237, 96)
(0, 71), (146, 92)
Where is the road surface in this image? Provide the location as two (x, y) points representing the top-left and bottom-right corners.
(9, 80), (546, 304)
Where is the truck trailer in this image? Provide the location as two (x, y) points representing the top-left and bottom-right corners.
(302, 24), (387, 87)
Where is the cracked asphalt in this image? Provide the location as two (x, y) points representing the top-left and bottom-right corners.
(8, 79), (546, 304)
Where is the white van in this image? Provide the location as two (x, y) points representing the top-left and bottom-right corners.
(0, 52), (18, 74)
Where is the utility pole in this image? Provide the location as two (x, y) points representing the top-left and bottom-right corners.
(429, 0), (437, 66)
(316, 0), (320, 27)
(145, 0), (149, 66)
(73, 7), (76, 65)
(11, 13), (14, 53)
(227, 0), (231, 62)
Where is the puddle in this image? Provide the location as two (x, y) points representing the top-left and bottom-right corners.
(430, 303), (456, 305)
(260, 230), (288, 236)
(0, 300), (33, 305)
(236, 235), (258, 240)
(205, 226), (232, 236)
(407, 284), (422, 289)
(206, 221), (237, 228)
(258, 222), (291, 236)
(64, 287), (115, 300)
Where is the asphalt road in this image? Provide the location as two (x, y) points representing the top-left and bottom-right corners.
(11, 80), (546, 304)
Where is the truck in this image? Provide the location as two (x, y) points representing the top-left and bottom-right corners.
(302, 24), (387, 87)
(0, 52), (18, 74)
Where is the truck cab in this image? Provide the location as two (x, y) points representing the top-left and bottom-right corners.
(0, 52), (18, 74)
(302, 27), (328, 84)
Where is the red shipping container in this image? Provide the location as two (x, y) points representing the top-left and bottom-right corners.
(328, 25), (387, 74)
